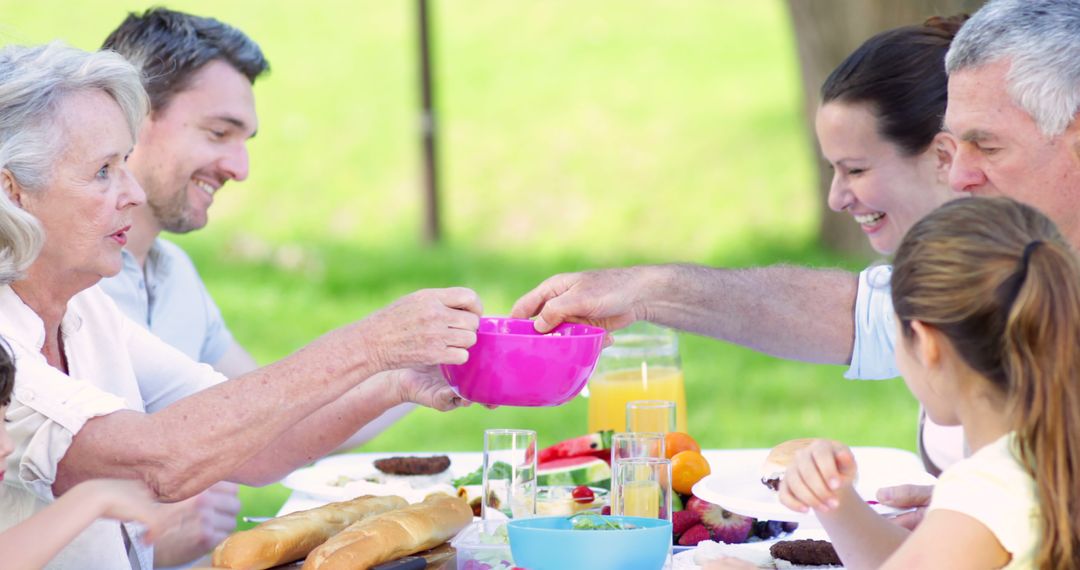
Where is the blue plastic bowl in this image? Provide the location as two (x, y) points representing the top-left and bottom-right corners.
(507, 515), (672, 570)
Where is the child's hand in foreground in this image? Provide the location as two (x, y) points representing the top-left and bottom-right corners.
(80, 479), (168, 542)
(778, 439), (858, 514)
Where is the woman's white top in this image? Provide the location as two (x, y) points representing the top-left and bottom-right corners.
(0, 284), (225, 569)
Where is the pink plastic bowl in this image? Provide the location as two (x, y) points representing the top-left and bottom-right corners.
(441, 317), (606, 407)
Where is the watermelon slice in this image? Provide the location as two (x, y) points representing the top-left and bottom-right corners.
(538, 430), (615, 464)
(537, 456), (612, 487)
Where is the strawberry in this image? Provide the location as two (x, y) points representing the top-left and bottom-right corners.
(671, 509), (702, 538)
(677, 523), (711, 546)
(571, 485), (595, 504)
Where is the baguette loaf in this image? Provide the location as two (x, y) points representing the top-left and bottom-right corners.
(302, 493), (472, 570)
(212, 494), (408, 570)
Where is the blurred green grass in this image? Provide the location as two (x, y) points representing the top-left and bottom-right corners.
(1, 0), (917, 522)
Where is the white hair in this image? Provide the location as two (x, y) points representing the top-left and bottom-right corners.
(0, 42), (148, 284)
(946, 0), (1080, 137)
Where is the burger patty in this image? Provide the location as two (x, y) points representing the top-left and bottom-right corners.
(374, 455), (451, 476)
(761, 476), (781, 491)
(770, 539), (842, 566)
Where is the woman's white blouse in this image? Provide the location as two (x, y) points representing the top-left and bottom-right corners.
(0, 284), (226, 569)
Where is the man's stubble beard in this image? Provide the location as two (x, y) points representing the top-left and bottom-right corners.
(148, 182), (201, 234)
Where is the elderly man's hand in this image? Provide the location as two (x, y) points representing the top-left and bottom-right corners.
(361, 287), (483, 371)
(152, 482), (241, 567)
(511, 267), (656, 335)
(391, 367), (469, 412)
(876, 484), (933, 530)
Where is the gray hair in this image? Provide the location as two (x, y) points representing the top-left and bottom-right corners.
(0, 42), (148, 284)
(946, 0), (1080, 136)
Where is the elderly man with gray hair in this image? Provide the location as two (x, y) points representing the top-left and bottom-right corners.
(0, 42), (480, 570)
(513, 0), (1080, 527)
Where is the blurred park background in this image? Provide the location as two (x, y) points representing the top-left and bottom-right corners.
(1, 0), (951, 518)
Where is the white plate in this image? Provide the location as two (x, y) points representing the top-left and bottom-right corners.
(671, 540), (776, 569)
(280, 453), (462, 504)
(672, 528), (838, 569)
(692, 447), (936, 526)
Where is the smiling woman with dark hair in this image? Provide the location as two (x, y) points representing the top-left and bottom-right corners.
(513, 14), (974, 483)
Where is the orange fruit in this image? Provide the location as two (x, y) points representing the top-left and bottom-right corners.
(665, 432), (701, 459)
(671, 450), (711, 495)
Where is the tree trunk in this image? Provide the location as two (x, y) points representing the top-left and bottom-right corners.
(785, 0), (986, 258)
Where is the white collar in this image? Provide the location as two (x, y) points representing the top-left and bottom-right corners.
(0, 285), (84, 352)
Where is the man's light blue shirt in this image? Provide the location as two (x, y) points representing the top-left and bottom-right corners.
(99, 238), (234, 368)
(846, 264), (900, 380)
(845, 264), (966, 473)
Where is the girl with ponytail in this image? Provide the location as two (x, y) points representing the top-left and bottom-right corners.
(769, 197), (1080, 569)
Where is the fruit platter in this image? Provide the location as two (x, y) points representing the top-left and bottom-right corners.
(536, 430), (799, 550)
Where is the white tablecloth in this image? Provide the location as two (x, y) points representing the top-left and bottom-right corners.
(276, 447), (928, 516)
(273, 447), (930, 570)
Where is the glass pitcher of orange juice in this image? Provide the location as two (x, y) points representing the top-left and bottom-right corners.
(586, 322), (687, 433)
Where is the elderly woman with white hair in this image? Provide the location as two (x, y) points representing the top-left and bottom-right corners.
(0, 43), (481, 569)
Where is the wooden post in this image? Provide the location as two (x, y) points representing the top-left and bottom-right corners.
(418, 0), (441, 244)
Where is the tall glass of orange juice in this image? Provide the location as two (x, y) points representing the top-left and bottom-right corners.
(587, 322), (687, 433)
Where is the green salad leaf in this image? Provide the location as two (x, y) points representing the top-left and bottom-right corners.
(452, 461), (513, 487)
(569, 514), (637, 531)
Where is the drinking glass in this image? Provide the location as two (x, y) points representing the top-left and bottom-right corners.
(610, 431), (666, 515)
(482, 429), (537, 520)
(610, 432), (666, 464)
(626, 400), (677, 434)
(610, 457), (673, 521)
(587, 322), (687, 432)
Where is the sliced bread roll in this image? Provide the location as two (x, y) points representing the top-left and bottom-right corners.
(212, 494), (408, 570)
(302, 493), (472, 570)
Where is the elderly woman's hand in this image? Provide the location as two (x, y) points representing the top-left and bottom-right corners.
(390, 366), (469, 412)
(359, 287), (483, 371)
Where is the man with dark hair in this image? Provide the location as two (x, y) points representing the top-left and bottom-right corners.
(97, 11), (264, 567)
(96, 9), (414, 567)
(100, 8), (263, 380)
(103, 9), (268, 117)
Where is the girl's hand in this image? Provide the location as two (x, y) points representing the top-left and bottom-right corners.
(84, 479), (169, 543)
(778, 439), (857, 514)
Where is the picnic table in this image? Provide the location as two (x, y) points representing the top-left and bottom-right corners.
(262, 447), (931, 569)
